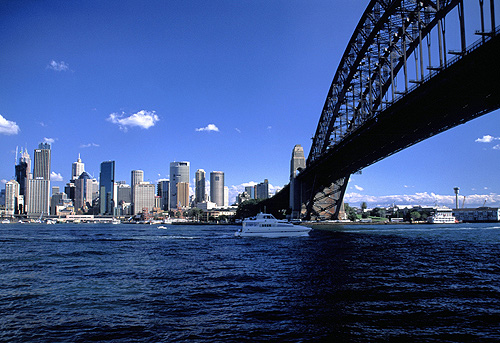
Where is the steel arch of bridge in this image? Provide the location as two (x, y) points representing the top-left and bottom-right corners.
(308, 0), (494, 165)
(295, 0), (498, 220)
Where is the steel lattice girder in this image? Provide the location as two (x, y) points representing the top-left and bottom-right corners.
(308, 0), (461, 165)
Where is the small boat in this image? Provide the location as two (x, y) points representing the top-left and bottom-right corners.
(235, 213), (311, 237)
(1, 219), (10, 224)
(157, 225), (168, 229)
(45, 219), (56, 225)
(111, 218), (121, 224)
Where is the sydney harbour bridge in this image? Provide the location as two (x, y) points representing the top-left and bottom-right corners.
(262, 0), (499, 220)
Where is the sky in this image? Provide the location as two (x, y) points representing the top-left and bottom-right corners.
(1, 0), (499, 208)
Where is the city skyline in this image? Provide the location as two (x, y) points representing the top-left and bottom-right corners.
(1, 1), (499, 208)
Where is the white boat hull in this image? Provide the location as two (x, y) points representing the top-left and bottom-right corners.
(235, 213), (311, 237)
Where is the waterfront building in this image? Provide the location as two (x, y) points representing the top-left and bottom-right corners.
(157, 179), (170, 211)
(133, 182), (155, 215)
(176, 182), (190, 208)
(245, 186), (254, 199)
(71, 154), (85, 181)
(99, 161), (115, 215)
(170, 161), (190, 209)
(210, 171), (224, 207)
(195, 169), (206, 204)
(50, 191), (68, 215)
(237, 191), (251, 204)
(453, 207), (500, 222)
(255, 179), (269, 199)
(28, 143), (51, 217)
(5, 180), (19, 215)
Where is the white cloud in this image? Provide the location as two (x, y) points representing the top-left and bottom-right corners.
(354, 185), (364, 191)
(50, 172), (64, 182)
(108, 110), (159, 132)
(235, 128), (241, 133)
(0, 114), (20, 135)
(196, 124), (219, 132)
(47, 60), (69, 72)
(80, 142), (100, 148)
(344, 191), (500, 208)
(475, 135), (499, 143)
(267, 126), (272, 130)
(493, 144), (500, 150)
(1, 179), (7, 184)
(43, 137), (55, 144)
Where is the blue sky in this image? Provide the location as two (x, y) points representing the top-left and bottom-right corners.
(1, 0), (499, 208)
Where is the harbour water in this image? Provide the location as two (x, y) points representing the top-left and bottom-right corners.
(1, 222), (499, 342)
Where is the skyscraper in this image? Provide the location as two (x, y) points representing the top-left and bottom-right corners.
(176, 182), (190, 208)
(157, 179), (170, 211)
(255, 179), (269, 199)
(170, 161), (189, 209)
(15, 148), (31, 213)
(99, 161), (115, 215)
(210, 171), (224, 207)
(245, 185), (254, 199)
(133, 182), (155, 215)
(75, 171), (93, 211)
(28, 142), (51, 217)
(195, 169), (206, 204)
(71, 154), (85, 181)
(131, 170), (144, 188)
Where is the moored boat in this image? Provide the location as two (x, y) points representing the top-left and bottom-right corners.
(428, 207), (457, 224)
(235, 213), (311, 237)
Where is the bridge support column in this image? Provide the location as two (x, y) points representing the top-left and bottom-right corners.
(302, 175), (349, 221)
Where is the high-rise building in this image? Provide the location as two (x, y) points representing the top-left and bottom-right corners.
(75, 171), (94, 211)
(210, 171), (224, 207)
(28, 143), (51, 217)
(131, 170), (144, 188)
(99, 161), (115, 215)
(255, 179), (269, 199)
(15, 148), (31, 213)
(176, 182), (190, 208)
(71, 154), (85, 180)
(245, 185), (254, 199)
(5, 180), (19, 215)
(157, 179), (170, 211)
(133, 182), (155, 215)
(117, 184), (132, 205)
(195, 169), (206, 204)
(170, 161), (189, 209)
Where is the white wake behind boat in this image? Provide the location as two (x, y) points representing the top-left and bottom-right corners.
(235, 213), (311, 237)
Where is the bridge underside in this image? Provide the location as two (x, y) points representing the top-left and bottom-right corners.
(294, 33), (500, 219)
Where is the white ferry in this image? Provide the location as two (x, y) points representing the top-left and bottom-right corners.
(428, 207), (457, 224)
(235, 213), (311, 237)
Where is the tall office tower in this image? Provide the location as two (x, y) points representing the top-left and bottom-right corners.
(75, 172), (94, 211)
(157, 179), (170, 211)
(99, 161), (115, 215)
(255, 179), (269, 199)
(133, 182), (155, 215)
(131, 170), (144, 188)
(28, 143), (51, 217)
(117, 184), (132, 205)
(245, 186), (254, 199)
(71, 154), (85, 180)
(33, 142), (51, 180)
(50, 191), (67, 216)
(64, 182), (76, 203)
(5, 180), (19, 215)
(15, 149), (31, 213)
(170, 161), (190, 209)
(195, 169), (206, 204)
(290, 144), (306, 219)
(210, 171), (224, 207)
(176, 182), (190, 208)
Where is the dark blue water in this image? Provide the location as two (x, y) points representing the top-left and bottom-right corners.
(1, 223), (499, 342)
